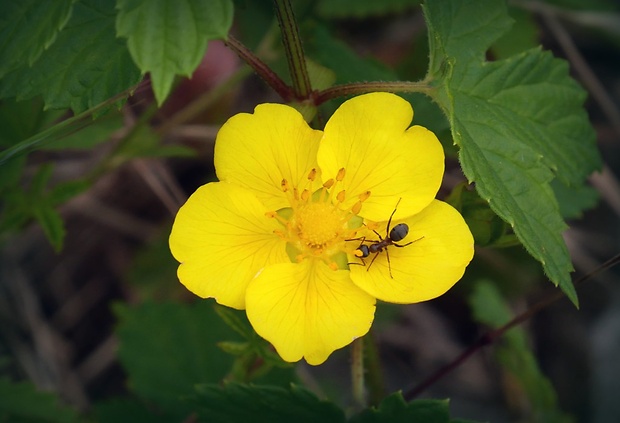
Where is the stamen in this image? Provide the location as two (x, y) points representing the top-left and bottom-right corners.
(336, 190), (346, 203)
(301, 189), (310, 201)
(351, 201), (362, 215)
(281, 179), (289, 192)
(323, 179), (335, 189)
(328, 262), (339, 271)
(359, 190), (371, 202)
(265, 211), (289, 226)
(336, 168), (346, 181)
(307, 168), (317, 181)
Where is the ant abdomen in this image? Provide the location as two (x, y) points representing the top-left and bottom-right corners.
(389, 223), (409, 242)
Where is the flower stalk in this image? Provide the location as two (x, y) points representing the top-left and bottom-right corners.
(351, 337), (366, 409)
(273, 0), (312, 99)
(314, 81), (435, 105)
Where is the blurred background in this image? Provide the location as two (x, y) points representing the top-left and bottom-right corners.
(1, 1), (619, 422)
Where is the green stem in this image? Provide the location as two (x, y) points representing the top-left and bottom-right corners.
(403, 251), (620, 400)
(225, 34), (294, 101)
(351, 337), (366, 410)
(314, 81), (435, 105)
(364, 332), (385, 406)
(273, 0), (312, 99)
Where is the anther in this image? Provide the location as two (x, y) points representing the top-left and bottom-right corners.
(301, 189), (310, 201)
(359, 191), (371, 202)
(323, 179), (335, 189)
(351, 201), (362, 215)
(281, 179), (289, 192)
(328, 262), (339, 271)
(307, 168), (317, 181)
(336, 190), (346, 203)
(336, 168), (346, 181)
(265, 211), (277, 218)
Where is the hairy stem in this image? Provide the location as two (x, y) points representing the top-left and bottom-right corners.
(351, 337), (366, 410)
(273, 0), (312, 99)
(314, 81), (435, 105)
(224, 34), (294, 101)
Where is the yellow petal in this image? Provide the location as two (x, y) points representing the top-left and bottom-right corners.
(169, 182), (289, 309)
(349, 200), (474, 303)
(246, 260), (376, 365)
(215, 103), (323, 211)
(317, 93), (444, 221)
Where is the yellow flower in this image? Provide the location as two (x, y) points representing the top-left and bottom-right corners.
(169, 92), (474, 365)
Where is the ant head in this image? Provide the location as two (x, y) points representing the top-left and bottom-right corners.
(389, 223), (409, 242)
(356, 244), (370, 258)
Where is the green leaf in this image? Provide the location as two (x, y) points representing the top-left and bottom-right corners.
(490, 7), (540, 59)
(0, 99), (65, 147)
(190, 383), (346, 423)
(423, 0), (602, 305)
(551, 179), (599, 219)
(316, 0), (421, 18)
(0, 0), (141, 114)
(468, 281), (573, 422)
(350, 394), (453, 423)
(116, 0), (234, 104)
(0, 156), (25, 192)
(306, 25), (396, 84)
(0, 377), (79, 423)
(41, 112), (123, 150)
(0, 0), (75, 78)
(114, 300), (240, 407)
(50, 179), (91, 205)
(32, 203), (66, 252)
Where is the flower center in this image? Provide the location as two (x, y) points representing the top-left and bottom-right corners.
(266, 168), (370, 269)
(297, 202), (342, 248)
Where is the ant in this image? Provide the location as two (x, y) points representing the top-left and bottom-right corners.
(350, 198), (423, 278)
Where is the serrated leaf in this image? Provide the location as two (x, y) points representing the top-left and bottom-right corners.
(0, 0), (141, 114)
(116, 0), (234, 104)
(0, 0), (75, 78)
(316, 0), (421, 18)
(350, 394), (452, 423)
(114, 301), (240, 407)
(423, 0), (602, 305)
(191, 383), (346, 423)
(0, 378), (79, 423)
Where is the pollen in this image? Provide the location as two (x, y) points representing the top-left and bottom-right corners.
(297, 202), (342, 248)
(266, 167), (372, 266)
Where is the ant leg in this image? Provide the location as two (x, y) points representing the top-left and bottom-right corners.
(394, 235), (424, 248)
(366, 251), (381, 271)
(385, 248), (393, 278)
(348, 258), (366, 267)
(385, 197), (403, 237)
